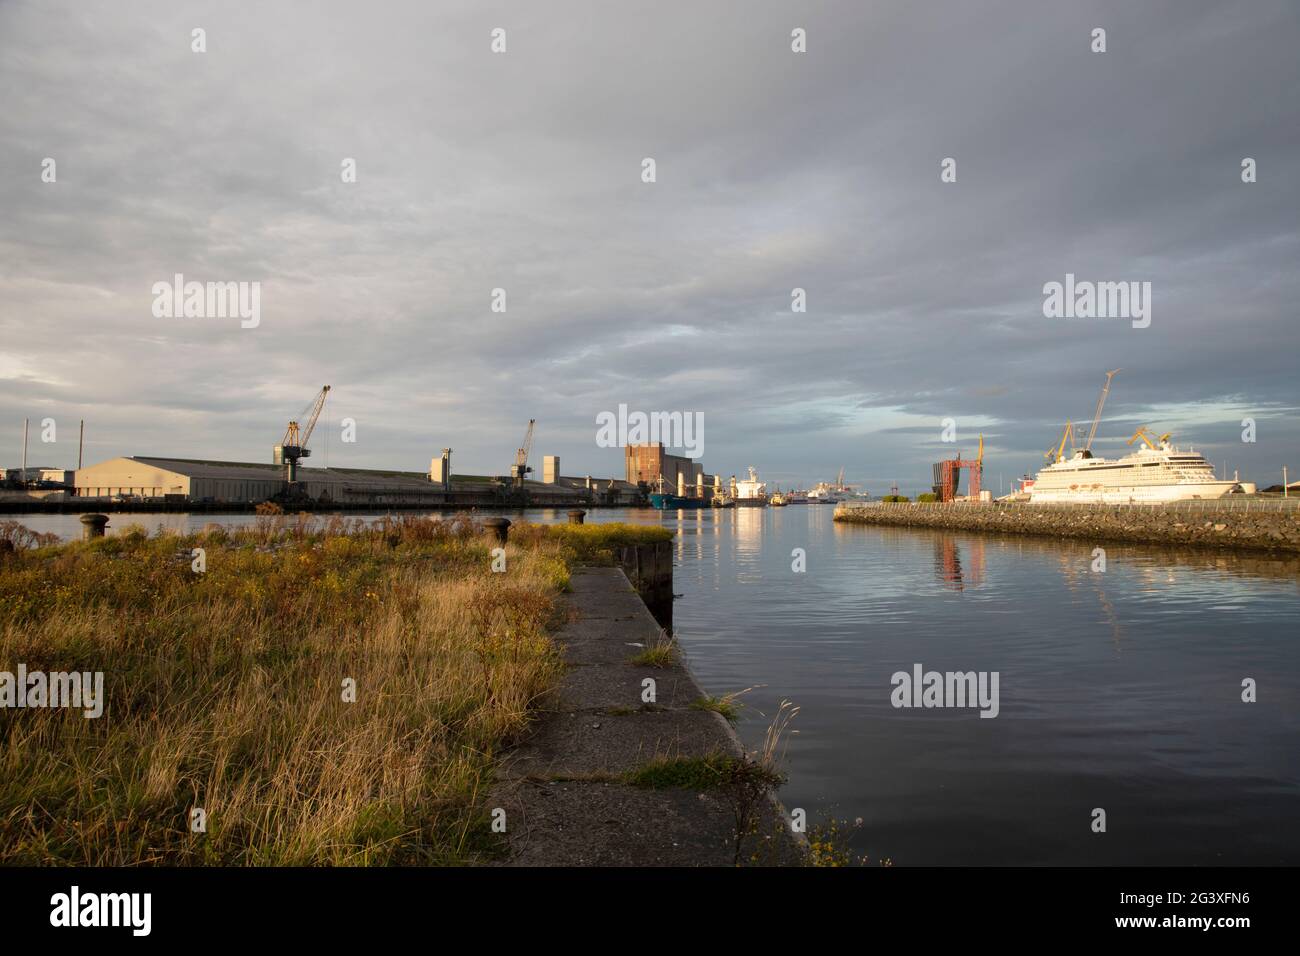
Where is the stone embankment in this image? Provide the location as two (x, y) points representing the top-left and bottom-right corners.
(833, 502), (1300, 553)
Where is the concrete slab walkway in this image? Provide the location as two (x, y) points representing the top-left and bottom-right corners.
(487, 567), (805, 866)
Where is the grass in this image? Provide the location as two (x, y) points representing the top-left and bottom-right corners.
(689, 692), (746, 724)
(509, 521), (672, 570)
(628, 628), (676, 667)
(0, 514), (670, 866)
(623, 754), (752, 790)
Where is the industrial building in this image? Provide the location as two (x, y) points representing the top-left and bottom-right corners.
(72, 457), (455, 505)
(624, 444), (706, 496)
(541, 455), (642, 505)
(65, 453), (643, 508)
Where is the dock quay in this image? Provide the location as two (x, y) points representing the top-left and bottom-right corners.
(487, 567), (806, 866)
(834, 499), (1300, 554)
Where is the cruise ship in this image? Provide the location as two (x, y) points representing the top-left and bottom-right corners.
(806, 483), (845, 503)
(1029, 429), (1239, 503)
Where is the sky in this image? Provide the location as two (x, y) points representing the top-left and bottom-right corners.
(2, 0), (1298, 495)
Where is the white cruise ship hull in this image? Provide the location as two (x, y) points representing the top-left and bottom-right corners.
(1028, 441), (1239, 504)
(1029, 480), (1238, 504)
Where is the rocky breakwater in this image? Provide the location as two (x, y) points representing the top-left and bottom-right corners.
(834, 502), (1300, 554)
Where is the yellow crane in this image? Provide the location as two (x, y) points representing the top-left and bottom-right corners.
(275, 385), (331, 485)
(1045, 420), (1075, 463)
(1127, 426), (1171, 451)
(511, 419), (536, 490)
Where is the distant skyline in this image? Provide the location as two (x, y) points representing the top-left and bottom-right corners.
(2, 0), (1298, 494)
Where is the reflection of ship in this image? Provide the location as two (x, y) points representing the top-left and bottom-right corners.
(733, 467), (768, 507)
(1031, 426), (1239, 504)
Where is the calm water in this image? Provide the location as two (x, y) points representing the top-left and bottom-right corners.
(10, 506), (1299, 865)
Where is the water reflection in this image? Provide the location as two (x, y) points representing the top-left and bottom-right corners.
(934, 536), (985, 590)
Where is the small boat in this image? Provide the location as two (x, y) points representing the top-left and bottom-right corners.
(770, 492), (788, 507)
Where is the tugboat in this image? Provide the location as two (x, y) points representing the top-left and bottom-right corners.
(770, 489), (788, 507)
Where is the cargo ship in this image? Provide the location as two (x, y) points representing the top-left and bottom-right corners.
(733, 467), (768, 507)
(648, 475), (707, 510)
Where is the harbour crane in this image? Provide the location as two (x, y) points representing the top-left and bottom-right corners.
(510, 419), (536, 490)
(1127, 426), (1171, 451)
(1084, 369), (1121, 451)
(1046, 420), (1075, 463)
(274, 385), (331, 485)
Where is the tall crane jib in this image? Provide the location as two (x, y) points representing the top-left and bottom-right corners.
(511, 419), (536, 490)
(274, 386), (331, 485)
(1084, 369), (1121, 452)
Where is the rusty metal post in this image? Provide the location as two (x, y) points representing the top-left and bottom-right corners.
(567, 510), (586, 525)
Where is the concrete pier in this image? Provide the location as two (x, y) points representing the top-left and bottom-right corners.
(487, 568), (805, 866)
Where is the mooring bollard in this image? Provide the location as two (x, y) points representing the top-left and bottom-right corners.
(481, 516), (511, 545)
(80, 514), (109, 540)
(567, 510), (586, 525)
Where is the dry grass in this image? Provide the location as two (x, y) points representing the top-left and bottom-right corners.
(0, 514), (606, 865)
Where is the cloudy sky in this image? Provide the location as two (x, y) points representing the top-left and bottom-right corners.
(2, 0), (1297, 494)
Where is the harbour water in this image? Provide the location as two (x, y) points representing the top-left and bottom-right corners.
(9, 506), (1298, 865)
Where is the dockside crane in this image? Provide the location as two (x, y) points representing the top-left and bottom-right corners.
(1046, 420), (1076, 463)
(1127, 426), (1171, 451)
(1084, 369), (1121, 451)
(274, 385), (331, 485)
(511, 419), (536, 490)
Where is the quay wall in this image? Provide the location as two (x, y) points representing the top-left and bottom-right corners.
(833, 501), (1300, 554)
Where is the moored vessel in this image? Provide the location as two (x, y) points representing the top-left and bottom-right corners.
(733, 466), (768, 507)
(1029, 427), (1239, 503)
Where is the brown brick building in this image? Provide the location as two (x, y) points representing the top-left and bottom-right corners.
(625, 444), (705, 495)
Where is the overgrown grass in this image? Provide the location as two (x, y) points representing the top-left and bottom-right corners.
(0, 513), (583, 865)
(510, 521), (672, 569)
(629, 628), (676, 668)
(690, 693), (743, 723)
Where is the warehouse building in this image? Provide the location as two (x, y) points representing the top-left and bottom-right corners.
(73, 456), (451, 505)
(539, 455), (642, 505)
